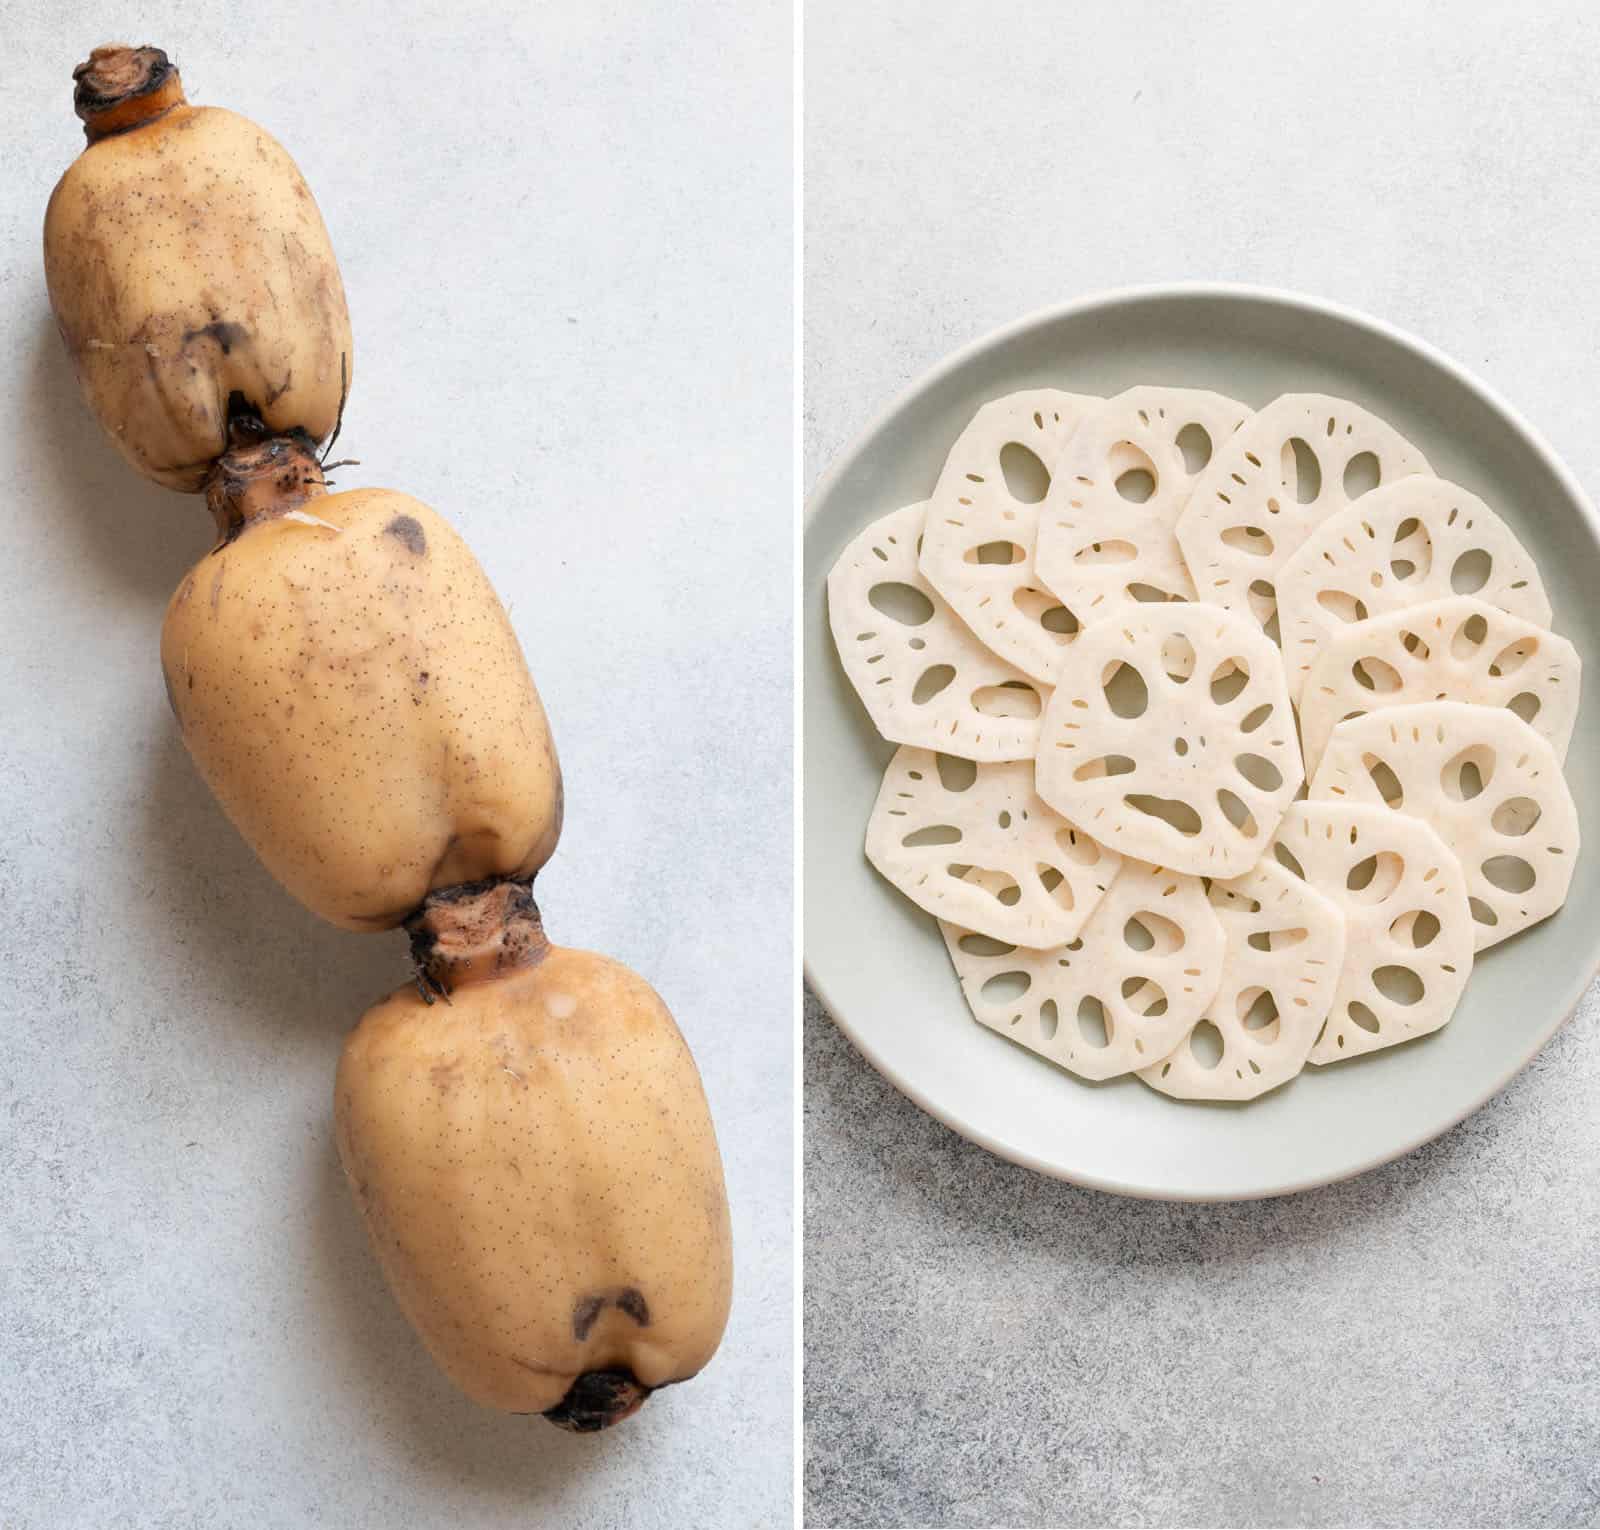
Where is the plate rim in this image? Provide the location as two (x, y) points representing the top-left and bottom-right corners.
(803, 279), (1600, 1201)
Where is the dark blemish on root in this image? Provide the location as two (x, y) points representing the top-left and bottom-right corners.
(572, 1286), (653, 1341)
(385, 514), (427, 557)
(264, 369), (293, 405)
(429, 1058), (462, 1090)
(183, 320), (249, 356)
(418, 671), (430, 687)
(615, 1288), (651, 1326)
(572, 1295), (606, 1342)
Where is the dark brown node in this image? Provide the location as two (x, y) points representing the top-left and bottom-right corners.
(541, 1370), (651, 1434)
(404, 876), (548, 997)
(73, 45), (186, 141)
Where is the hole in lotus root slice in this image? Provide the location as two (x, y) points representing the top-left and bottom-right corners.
(1012, 585), (1081, 644)
(827, 502), (1054, 760)
(1309, 701), (1578, 950)
(1268, 801), (1474, 1065)
(1297, 596), (1580, 775)
(1034, 604), (1303, 877)
(1344, 451), (1382, 499)
(918, 390), (1104, 681)
(1139, 856), (1346, 1102)
(941, 859), (1225, 1081)
(1033, 386), (1251, 621)
(866, 747), (1121, 947)
(1175, 393), (1430, 641)
(999, 442), (1051, 504)
(1176, 423), (1214, 472)
(1274, 478), (1551, 704)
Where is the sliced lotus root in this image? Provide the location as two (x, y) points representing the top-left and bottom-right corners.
(1309, 702), (1579, 950)
(1033, 604), (1303, 878)
(1033, 386), (1251, 616)
(1176, 393), (1430, 642)
(1139, 858), (1346, 1102)
(918, 389), (1103, 682)
(827, 501), (1052, 761)
(864, 746), (1121, 947)
(1268, 801), (1474, 1064)
(941, 859), (1225, 1081)
(1298, 596), (1580, 777)
(1275, 477), (1552, 704)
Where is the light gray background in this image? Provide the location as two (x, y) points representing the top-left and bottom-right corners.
(2, 3), (790, 1527)
(805, 3), (1600, 1526)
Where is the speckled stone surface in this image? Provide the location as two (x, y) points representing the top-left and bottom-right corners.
(1, 4), (791, 1526)
(805, 3), (1600, 1525)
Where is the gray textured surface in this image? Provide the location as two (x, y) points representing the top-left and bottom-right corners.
(2, 3), (791, 1527)
(805, 2), (1600, 1525)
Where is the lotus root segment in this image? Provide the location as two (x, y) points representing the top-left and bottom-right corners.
(161, 486), (562, 931)
(865, 746), (1120, 948)
(44, 46), (353, 491)
(1310, 702), (1578, 950)
(1034, 385), (1251, 615)
(1297, 596), (1579, 776)
(1033, 603), (1302, 877)
(1140, 858), (1345, 1101)
(1274, 477), (1551, 703)
(942, 859), (1225, 1081)
(1176, 392), (1429, 641)
(1269, 801), (1475, 1064)
(336, 902), (732, 1430)
(827, 502), (1050, 760)
(918, 390), (1102, 682)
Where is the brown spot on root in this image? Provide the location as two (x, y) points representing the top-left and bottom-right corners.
(385, 515), (427, 557)
(542, 1370), (651, 1433)
(572, 1286), (652, 1341)
(572, 1296), (605, 1342)
(428, 1058), (462, 1091)
(615, 1288), (651, 1326)
(182, 320), (248, 356)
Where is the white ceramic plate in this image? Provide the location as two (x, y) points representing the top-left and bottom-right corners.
(804, 284), (1600, 1200)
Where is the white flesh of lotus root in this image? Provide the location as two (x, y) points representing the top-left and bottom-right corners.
(1274, 477), (1553, 705)
(918, 389), (1103, 682)
(940, 860), (1225, 1081)
(864, 746), (1122, 947)
(1139, 858), (1346, 1102)
(827, 502), (1051, 761)
(1297, 596), (1580, 777)
(1033, 604), (1303, 878)
(1268, 801), (1474, 1065)
(1033, 386), (1252, 617)
(1176, 393), (1430, 641)
(1309, 702), (1579, 951)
